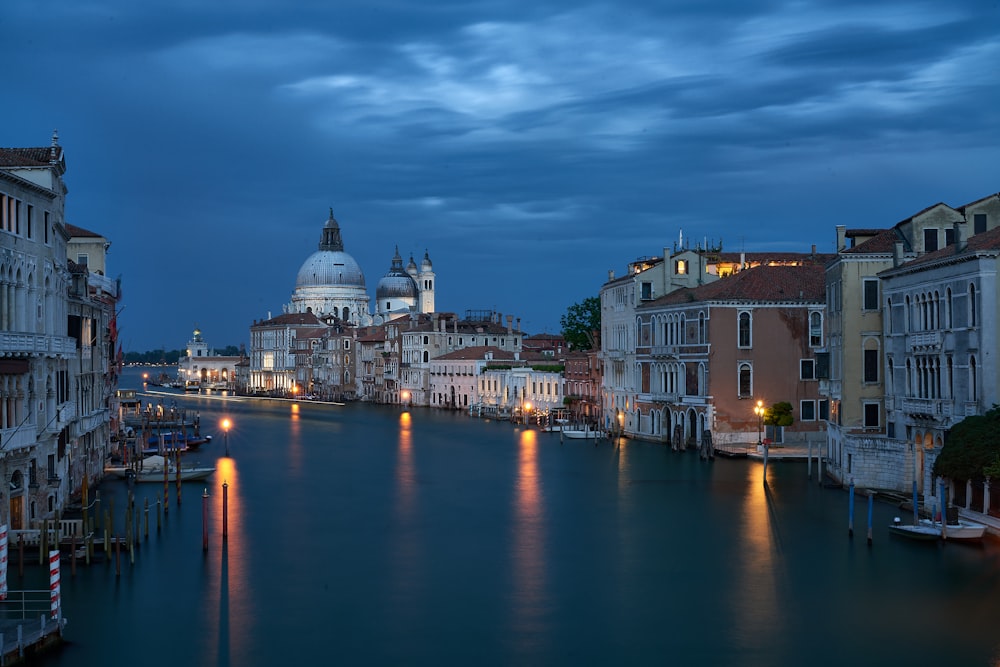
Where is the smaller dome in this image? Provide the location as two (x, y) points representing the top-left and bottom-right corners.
(377, 247), (418, 299)
(421, 250), (433, 271)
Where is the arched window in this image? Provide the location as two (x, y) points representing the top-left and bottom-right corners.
(342, 307), (349, 321)
(809, 311), (823, 346)
(698, 311), (706, 344)
(946, 288), (953, 329)
(679, 314), (686, 344)
(738, 311), (751, 348)
(738, 363), (752, 398)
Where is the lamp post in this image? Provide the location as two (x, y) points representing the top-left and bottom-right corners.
(401, 390), (410, 409)
(221, 418), (231, 457)
(753, 399), (764, 449)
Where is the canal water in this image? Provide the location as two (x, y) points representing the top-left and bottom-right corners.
(27, 367), (1000, 666)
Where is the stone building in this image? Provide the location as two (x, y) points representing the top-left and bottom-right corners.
(0, 133), (118, 528)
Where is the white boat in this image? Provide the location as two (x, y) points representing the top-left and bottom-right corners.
(561, 425), (600, 439)
(104, 455), (215, 483)
(888, 517), (940, 541)
(920, 518), (987, 542)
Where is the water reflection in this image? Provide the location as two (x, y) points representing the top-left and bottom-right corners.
(287, 404), (304, 477)
(734, 465), (782, 645)
(388, 411), (422, 620)
(510, 428), (548, 653)
(202, 457), (251, 666)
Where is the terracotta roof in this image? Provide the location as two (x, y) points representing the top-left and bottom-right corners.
(643, 263), (826, 307)
(254, 311), (324, 327)
(356, 332), (386, 342)
(843, 228), (903, 254)
(64, 223), (103, 238)
(0, 146), (62, 167)
(433, 346), (515, 361)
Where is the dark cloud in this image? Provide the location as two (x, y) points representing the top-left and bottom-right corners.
(2, 0), (998, 349)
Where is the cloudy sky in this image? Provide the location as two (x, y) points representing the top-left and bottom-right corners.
(3, 0), (998, 351)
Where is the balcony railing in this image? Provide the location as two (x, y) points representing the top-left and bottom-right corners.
(907, 331), (942, 351)
(901, 397), (952, 418)
(0, 421), (38, 452)
(0, 333), (78, 358)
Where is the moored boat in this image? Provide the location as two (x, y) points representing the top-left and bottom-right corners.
(561, 425), (601, 439)
(889, 517), (940, 541)
(920, 518), (987, 542)
(104, 455), (215, 483)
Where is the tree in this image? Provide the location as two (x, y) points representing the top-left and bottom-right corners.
(560, 297), (600, 350)
(764, 402), (794, 428)
(934, 406), (1000, 482)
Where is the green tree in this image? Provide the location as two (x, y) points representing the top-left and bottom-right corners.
(560, 296), (600, 350)
(934, 406), (1000, 482)
(765, 402), (794, 428)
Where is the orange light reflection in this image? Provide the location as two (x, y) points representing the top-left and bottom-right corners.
(734, 465), (781, 641)
(202, 456), (251, 666)
(511, 428), (547, 642)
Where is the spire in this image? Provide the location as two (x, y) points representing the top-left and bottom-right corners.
(319, 208), (344, 251)
(391, 245), (404, 269)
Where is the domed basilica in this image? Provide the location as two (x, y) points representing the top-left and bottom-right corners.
(285, 209), (435, 325)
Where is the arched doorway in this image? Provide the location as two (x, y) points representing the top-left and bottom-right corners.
(8, 470), (24, 530)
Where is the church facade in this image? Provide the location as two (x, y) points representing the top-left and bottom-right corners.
(246, 209), (436, 395)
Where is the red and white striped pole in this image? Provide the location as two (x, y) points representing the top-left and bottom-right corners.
(49, 550), (60, 619)
(0, 524), (8, 600)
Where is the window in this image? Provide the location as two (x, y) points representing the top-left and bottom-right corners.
(818, 399), (829, 421)
(800, 400), (816, 421)
(344, 339), (350, 350)
(863, 402), (880, 428)
(969, 284), (977, 327)
(738, 311), (751, 348)
(77, 254), (89, 267)
(809, 311), (822, 347)
(924, 228), (938, 253)
(863, 279), (879, 310)
(675, 259), (687, 275)
(974, 213), (987, 235)
(945, 227), (955, 247)
(738, 363), (752, 398)
(863, 348), (879, 383)
(800, 359), (815, 380)
(640, 282), (652, 300)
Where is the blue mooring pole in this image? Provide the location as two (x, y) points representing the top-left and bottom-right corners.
(867, 493), (873, 546)
(848, 481), (855, 538)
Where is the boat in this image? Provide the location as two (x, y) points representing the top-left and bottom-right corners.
(888, 517), (940, 541)
(920, 518), (987, 542)
(143, 431), (212, 454)
(561, 425), (601, 439)
(104, 455), (215, 483)
(184, 380), (201, 392)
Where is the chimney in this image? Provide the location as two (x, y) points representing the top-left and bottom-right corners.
(836, 225), (847, 252)
(506, 315), (513, 334)
(893, 241), (904, 267)
(954, 221), (966, 253)
(811, 244), (816, 256)
(608, 269), (615, 281)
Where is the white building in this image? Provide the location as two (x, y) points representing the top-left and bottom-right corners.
(1, 133), (118, 528)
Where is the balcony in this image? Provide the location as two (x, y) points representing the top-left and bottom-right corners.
(0, 333), (78, 358)
(907, 331), (941, 351)
(901, 398), (952, 419)
(649, 391), (681, 403)
(0, 421), (38, 452)
(650, 345), (678, 358)
(71, 408), (109, 437)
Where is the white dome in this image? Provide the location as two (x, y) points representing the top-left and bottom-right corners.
(296, 250), (366, 288)
(376, 247), (418, 299)
(294, 209), (366, 289)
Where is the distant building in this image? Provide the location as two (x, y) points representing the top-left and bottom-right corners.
(177, 327), (242, 388)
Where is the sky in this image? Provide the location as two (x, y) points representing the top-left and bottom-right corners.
(3, 1), (998, 352)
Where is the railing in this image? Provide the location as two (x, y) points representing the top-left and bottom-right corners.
(907, 331), (942, 350)
(70, 408), (108, 437)
(10, 519), (85, 547)
(901, 398), (952, 418)
(0, 333), (78, 358)
(0, 422), (37, 452)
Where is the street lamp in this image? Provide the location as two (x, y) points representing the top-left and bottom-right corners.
(524, 401), (532, 425)
(221, 418), (232, 457)
(753, 399), (765, 449)
(401, 390), (410, 409)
